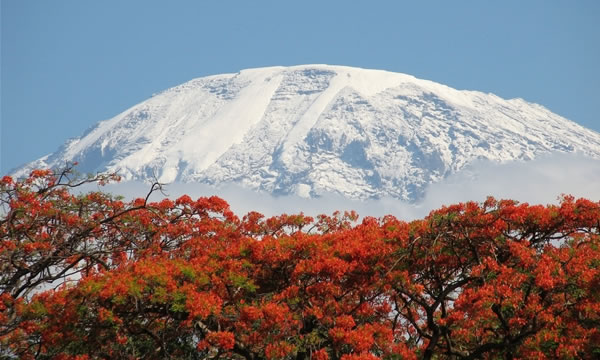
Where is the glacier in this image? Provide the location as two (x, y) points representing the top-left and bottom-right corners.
(14, 65), (600, 202)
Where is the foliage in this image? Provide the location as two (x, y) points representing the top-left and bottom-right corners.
(1, 167), (599, 359)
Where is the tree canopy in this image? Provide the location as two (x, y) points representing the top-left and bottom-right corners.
(1, 167), (599, 359)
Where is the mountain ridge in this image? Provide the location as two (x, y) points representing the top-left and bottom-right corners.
(14, 65), (600, 201)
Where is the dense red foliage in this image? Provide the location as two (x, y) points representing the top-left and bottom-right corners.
(1, 167), (599, 359)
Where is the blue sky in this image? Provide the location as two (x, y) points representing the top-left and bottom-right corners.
(2, 0), (599, 174)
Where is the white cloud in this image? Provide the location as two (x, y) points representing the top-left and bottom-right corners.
(421, 152), (600, 209)
(95, 152), (600, 221)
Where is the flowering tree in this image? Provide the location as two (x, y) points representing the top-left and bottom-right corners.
(1, 168), (599, 359)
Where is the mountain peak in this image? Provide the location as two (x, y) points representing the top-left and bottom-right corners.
(14, 65), (600, 201)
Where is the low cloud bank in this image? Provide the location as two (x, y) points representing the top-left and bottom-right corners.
(421, 152), (600, 211)
(95, 152), (600, 221)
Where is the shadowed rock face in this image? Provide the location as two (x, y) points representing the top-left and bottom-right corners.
(14, 65), (600, 202)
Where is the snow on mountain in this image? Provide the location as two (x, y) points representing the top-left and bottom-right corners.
(14, 65), (600, 201)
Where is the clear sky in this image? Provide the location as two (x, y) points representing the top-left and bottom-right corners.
(1, 0), (599, 174)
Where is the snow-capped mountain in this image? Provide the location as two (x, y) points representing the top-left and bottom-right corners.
(15, 65), (600, 201)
